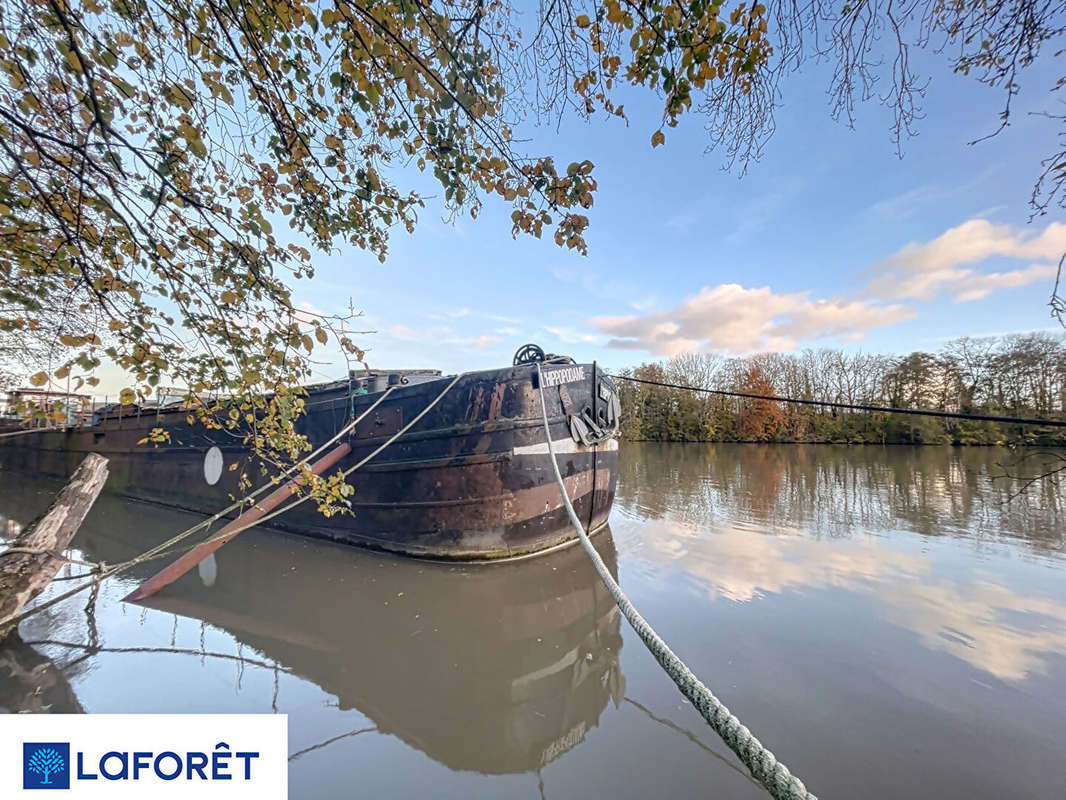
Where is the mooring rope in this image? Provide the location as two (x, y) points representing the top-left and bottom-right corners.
(0, 547), (101, 569)
(536, 364), (816, 800)
(4, 376), (468, 628)
(4, 387), (399, 583)
(0, 427), (59, 439)
(339, 373), (462, 478)
(119, 371), (466, 565)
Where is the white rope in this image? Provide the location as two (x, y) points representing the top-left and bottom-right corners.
(0, 547), (102, 570)
(6, 376), (466, 627)
(340, 373), (463, 478)
(535, 363), (817, 800)
(0, 427), (57, 439)
(87, 384), (400, 565)
(144, 373), (464, 561)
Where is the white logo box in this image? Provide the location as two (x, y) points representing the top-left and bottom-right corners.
(1, 714), (287, 798)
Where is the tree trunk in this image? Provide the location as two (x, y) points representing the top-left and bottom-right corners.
(0, 453), (109, 639)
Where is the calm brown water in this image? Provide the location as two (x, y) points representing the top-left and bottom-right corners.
(2, 444), (1065, 798)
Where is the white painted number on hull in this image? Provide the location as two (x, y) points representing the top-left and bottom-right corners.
(540, 365), (586, 387)
(203, 446), (224, 485)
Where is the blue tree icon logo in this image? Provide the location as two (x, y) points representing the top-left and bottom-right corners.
(29, 748), (64, 784)
(23, 743), (70, 790)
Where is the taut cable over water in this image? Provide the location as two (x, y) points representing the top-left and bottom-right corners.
(610, 374), (1066, 428)
(536, 363), (818, 800)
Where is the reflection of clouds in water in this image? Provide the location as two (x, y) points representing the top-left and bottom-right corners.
(879, 580), (1066, 682)
(635, 520), (1066, 682)
(638, 519), (927, 603)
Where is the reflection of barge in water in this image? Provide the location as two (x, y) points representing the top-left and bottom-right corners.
(0, 347), (620, 560)
(60, 496), (625, 774)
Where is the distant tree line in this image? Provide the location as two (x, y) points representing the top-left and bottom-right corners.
(615, 334), (1066, 445)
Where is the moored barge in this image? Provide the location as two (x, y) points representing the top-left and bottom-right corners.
(0, 347), (620, 560)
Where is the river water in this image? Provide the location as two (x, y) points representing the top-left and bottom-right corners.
(2, 444), (1064, 798)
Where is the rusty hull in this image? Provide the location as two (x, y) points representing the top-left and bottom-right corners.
(0, 363), (619, 560)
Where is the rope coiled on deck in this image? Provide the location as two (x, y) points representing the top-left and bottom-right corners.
(535, 363), (817, 800)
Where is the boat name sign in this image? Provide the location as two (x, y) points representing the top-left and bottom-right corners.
(540, 366), (586, 388)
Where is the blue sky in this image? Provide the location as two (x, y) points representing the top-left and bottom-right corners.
(293, 45), (1065, 379)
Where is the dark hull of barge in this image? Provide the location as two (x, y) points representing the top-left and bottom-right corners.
(0, 363), (619, 560)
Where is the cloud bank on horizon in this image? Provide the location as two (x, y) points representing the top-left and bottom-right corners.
(590, 219), (1065, 356)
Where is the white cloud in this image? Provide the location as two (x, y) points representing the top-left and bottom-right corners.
(385, 325), (500, 349)
(586, 218), (1066, 357)
(550, 264), (663, 312)
(867, 219), (1066, 302)
(542, 325), (603, 345)
(865, 185), (942, 221)
(386, 324), (443, 342)
(424, 308), (521, 324)
(665, 210), (700, 232)
(863, 167), (1000, 222)
(724, 184), (800, 244)
(951, 263), (1059, 303)
(590, 283), (914, 356)
(629, 296), (661, 313)
(443, 334), (502, 348)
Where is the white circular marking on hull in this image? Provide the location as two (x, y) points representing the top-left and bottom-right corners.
(203, 445), (224, 485)
(197, 553), (218, 587)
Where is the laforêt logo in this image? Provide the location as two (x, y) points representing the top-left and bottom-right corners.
(23, 742), (70, 790)
(2, 715), (285, 798)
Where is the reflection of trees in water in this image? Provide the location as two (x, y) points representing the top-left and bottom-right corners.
(618, 444), (1066, 681)
(0, 631), (84, 713)
(0, 575), (293, 715)
(617, 443), (1065, 552)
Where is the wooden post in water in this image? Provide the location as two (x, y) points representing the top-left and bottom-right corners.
(124, 441), (352, 602)
(0, 453), (109, 640)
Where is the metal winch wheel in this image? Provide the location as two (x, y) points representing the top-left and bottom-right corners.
(513, 343), (546, 365)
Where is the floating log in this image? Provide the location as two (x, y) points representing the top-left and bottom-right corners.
(0, 453), (109, 639)
(124, 441), (352, 602)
